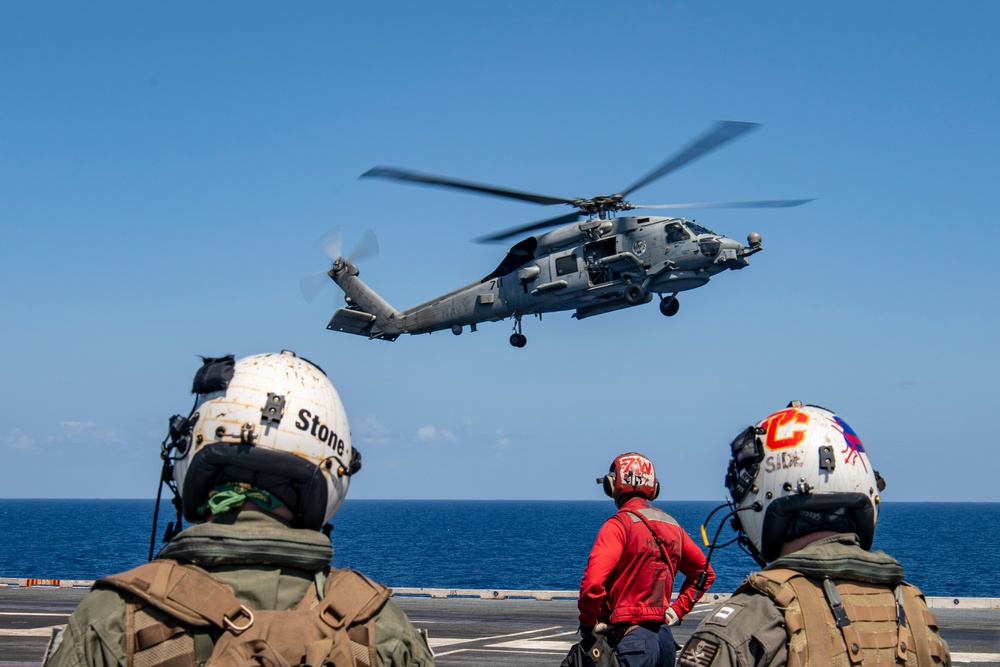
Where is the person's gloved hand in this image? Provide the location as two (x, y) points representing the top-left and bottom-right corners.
(664, 607), (680, 626)
(579, 625), (597, 650)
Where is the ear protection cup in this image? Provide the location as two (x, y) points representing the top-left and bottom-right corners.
(602, 474), (616, 498)
(651, 480), (660, 500)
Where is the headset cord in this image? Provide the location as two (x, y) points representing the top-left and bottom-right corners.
(695, 501), (764, 591)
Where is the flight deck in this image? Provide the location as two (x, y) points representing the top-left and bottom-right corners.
(2, 584), (998, 666)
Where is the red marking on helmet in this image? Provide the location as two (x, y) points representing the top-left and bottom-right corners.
(762, 408), (810, 451)
(618, 454), (654, 488)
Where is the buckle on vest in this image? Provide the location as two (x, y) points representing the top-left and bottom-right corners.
(223, 605), (255, 633)
(821, 579), (851, 628)
(320, 601), (349, 629)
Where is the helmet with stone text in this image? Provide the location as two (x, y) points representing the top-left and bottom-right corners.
(167, 350), (359, 530)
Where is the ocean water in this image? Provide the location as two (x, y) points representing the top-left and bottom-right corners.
(0, 500), (997, 597)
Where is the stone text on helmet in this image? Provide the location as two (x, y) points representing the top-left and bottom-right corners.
(294, 408), (346, 456)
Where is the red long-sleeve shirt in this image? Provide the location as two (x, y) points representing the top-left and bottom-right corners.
(578, 497), (714, 627)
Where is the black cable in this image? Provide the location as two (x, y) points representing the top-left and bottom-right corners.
(148, 465), (166, 561)
(148, 397), (198, 560)
(694, 501), (763, 590)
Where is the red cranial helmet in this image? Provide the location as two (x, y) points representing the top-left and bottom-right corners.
(601, 452), (660, 501)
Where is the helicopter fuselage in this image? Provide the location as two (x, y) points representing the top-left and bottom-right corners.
(326, 215), (760, 344)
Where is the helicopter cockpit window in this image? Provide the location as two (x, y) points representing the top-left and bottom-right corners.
(555, 254), (578, 276)
(665, 223), (690, 244)
(685, 222), (716, 236)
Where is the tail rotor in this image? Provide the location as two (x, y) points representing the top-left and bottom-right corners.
(300, 228), (379, 302)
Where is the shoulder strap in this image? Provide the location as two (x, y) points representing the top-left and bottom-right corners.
(320, 568), (391, 667)
(744, 569), (837, 667)
(98, 560), (253, 633)
(624, 510), (672, 565)
(743, 568), (800, 606)
(897, 582), (950, 666)
(318, 568), (390, 628)
(124, 601), (196, 667)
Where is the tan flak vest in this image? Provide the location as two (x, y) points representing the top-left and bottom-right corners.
(97, 559), (390, 667)
(740, 568), (950, 667)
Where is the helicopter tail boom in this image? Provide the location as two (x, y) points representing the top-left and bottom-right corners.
(327, 262), (402, 341)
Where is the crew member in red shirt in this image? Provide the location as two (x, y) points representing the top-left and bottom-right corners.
(579, 452), (714, 667)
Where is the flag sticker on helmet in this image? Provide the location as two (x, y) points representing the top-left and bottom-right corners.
(294, 408), (347, 456)
(831, 416), (867, 469)
(761, 408), (810, 451)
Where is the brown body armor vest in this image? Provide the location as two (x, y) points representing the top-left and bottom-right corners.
(97, 559), (390, 667)
(740, 568), (949, 667)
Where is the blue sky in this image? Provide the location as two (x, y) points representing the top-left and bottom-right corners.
(2, 3), (997, 502)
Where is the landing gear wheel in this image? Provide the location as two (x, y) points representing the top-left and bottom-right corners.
(624, 283), (647, 306)
(509, 333), (527, 348)
(659, 296), (680, 317)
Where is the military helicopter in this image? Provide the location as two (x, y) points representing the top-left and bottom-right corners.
(304, 121), (812, 348)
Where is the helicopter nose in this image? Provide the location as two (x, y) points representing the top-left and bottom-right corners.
(716, 237), (751, 268)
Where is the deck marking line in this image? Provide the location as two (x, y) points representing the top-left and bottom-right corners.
(0, 611), (69, 617)
(0, 625), (61, 636)
(950, 653), (1000, 663)
(487, 639), (576, 651)
(426, 638), (472, 649)
(427, 625), (564, 656)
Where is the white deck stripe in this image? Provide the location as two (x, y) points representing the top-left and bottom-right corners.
(488, 639), (576, 651)
(951, 654), (1000, 664)
(0, 612), (68, 617)
(0, 626), (60, 636)
(2, 626), (997, 664)
(429, 625), (563, 656)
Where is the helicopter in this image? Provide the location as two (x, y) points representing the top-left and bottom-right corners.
(304, 121), (812, 348)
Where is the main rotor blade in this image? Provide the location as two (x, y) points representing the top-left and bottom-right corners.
(362, 166), (576, 207)
(630, 198), (815, 209)
(620, 121), (760, 198)
(476, 210), (585, 243)
(300, 271), (332, 303)
(314, 227), (343, 261)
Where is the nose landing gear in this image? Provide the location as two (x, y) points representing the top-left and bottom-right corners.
(659, 294), (680, 317)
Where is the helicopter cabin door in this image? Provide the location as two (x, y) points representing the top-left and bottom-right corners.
(546, 249), (586, 296)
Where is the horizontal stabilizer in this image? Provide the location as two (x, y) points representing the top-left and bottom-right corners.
(327, 309), (377, 337)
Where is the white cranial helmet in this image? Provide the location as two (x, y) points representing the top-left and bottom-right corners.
(169, 350), (358, 530)
(725, 402), (883, 562)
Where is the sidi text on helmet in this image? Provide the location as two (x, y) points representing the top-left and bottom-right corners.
(763, 451), (805, 473)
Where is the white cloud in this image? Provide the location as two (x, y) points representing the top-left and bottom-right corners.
(496, 428), (511, 450)
(356, 416), (391, 446)
(52, 421), (125, 446)
(8, 435), (38, 452)
(416, 425), (459, 443)
(103, 431), (125, 445)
